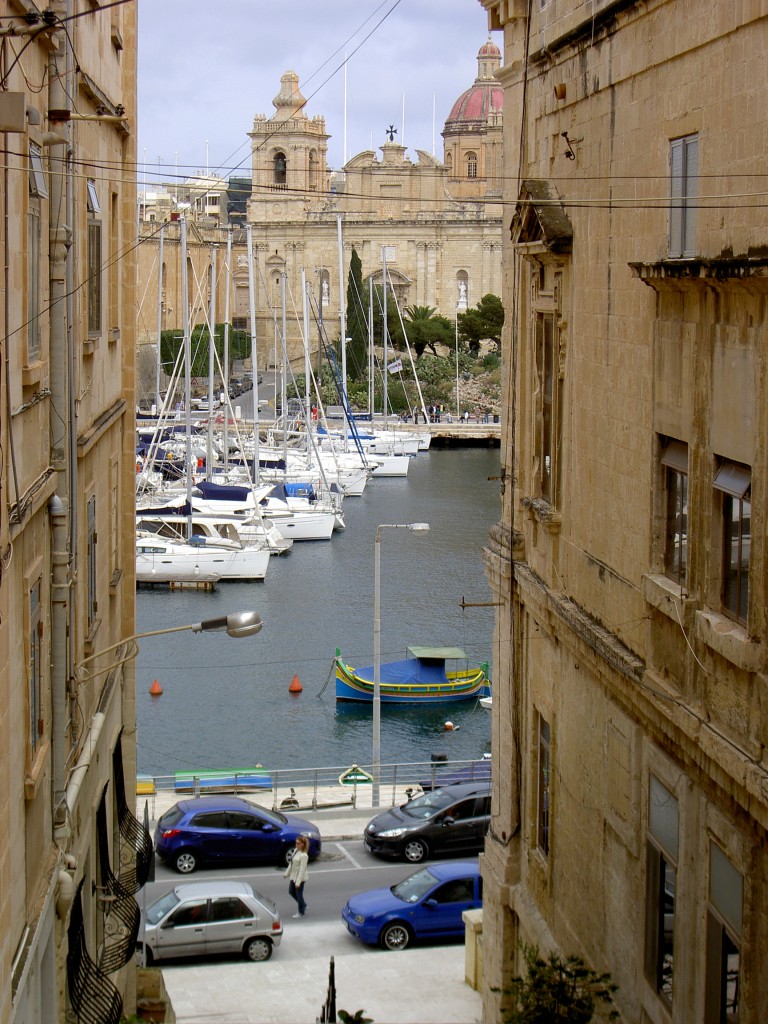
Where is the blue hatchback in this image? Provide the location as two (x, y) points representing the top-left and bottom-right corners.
(154, 796), (322, 874)
(342, 861), (481, 950)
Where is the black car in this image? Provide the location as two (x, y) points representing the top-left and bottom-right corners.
(364, 782), (491, 863)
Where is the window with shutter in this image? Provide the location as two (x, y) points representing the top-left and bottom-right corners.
(669, 134), (698, 257)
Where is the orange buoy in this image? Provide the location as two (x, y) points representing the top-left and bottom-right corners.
(288, 674), (303, 694)
(149, 679), (163, 697)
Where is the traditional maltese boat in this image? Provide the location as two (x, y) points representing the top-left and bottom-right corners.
(334, 646), (490, 704)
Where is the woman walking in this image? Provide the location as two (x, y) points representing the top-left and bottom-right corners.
(285, 835), (310, 918)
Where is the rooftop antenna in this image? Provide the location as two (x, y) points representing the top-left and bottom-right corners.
(432, 93), (436, 156)
(402, 94), (405, 148)
(343, 52), (347, 166)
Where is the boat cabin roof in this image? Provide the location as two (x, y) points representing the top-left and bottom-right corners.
(407, 646), (467, 661)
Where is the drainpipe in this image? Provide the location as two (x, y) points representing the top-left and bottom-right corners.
(50, 494), (70, 834)
(47, 4), (73, 830)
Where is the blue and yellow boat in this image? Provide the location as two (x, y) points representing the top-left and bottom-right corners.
(334, 646), (490, 704)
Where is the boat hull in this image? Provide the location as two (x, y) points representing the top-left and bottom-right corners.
(335, 658), (489, 704)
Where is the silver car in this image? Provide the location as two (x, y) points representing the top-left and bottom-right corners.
(137, 880), (282, 964)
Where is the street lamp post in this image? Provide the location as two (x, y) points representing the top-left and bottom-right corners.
(75, 610), (263, 681)
(373, 524), (430, 807)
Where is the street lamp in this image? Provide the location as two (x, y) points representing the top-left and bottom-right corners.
(373, 523), (430, 806)
(75, 610), (263, 681)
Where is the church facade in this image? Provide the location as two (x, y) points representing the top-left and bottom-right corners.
(136, 42), (504, 378)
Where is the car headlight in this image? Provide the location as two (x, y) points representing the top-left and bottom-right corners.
(354, 914), (366, 924)
(378, 827), (407, 838)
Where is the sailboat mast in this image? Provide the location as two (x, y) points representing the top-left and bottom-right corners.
(206, 245), (217, 478)
(181, 217), (193, 533)
(223, 227), (232, 473)
(155, 226), (164, 410)
(368, 275), (374, 415)
(246, 223), (260, 485)
(382, 248), (388, 420)
(337, 215), (347, 443)
(280, 271), (288, 466)
(302, 268), (310, 419)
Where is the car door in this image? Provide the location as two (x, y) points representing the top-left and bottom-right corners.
(414, 876), (479, 939)
(188, 811), (231, 862)
(433, 797), (483, 854)
(226, 810), (278, 862)
(155, 898), (209, 959)
(205, 896), (258, 955)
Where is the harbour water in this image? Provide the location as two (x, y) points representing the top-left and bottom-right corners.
(135, 446), (501, 777)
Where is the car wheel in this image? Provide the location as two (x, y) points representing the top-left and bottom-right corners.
(402, 838), (428, 863)
(174, 849), (198, 874)
(135, 943), (153, 967)
(380, 922), (411, 951)
(244, 936), (272, 962)
(282, 845), (295, 867)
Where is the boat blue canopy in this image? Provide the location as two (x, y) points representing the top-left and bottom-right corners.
(352, 649), (468, 686)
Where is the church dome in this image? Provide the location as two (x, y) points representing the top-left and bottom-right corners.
(443, 39), (503, 133)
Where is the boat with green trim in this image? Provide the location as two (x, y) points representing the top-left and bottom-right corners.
(334, 646), (490, 704)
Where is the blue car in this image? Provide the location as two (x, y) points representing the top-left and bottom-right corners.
(342, 861), (481, 950)
(154, 796), (322, 874)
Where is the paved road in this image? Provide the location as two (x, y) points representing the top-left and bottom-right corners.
(140, 842), (483, 1024)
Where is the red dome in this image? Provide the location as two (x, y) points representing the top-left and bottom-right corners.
(443, 39), (503, 132)
(445, 83), (504, 129)
(478, 39), (501, 58)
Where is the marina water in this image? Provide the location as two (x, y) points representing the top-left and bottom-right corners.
(135, 446), (500, 778)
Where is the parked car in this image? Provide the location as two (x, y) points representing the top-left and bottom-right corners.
(137, 880), (281, 964)
(154, 795), (322, 873)
(364, 781), (491, 863)
(342, 861), (481, 950)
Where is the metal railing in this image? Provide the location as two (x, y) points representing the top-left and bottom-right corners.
(136, 757), (491, 817)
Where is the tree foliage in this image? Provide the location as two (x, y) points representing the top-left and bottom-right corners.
(501, 944), (619, 1024)
(345, 248), (368, 378)
(403, 305), (456, 357)
(160, 324), (252, 379)
(458, 293), (505, 355)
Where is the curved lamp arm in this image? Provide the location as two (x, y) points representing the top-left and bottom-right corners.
(75, 610), (263, 681)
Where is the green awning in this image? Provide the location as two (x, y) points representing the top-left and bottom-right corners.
(408, 646), (467, 661)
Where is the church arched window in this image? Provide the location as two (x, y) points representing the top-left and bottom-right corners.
(273, 152), (287, 185)
(445, 152), (453, 176)
(466, 151), (478, 178)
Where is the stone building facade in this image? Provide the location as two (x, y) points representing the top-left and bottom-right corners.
(0, 3), (147, 1022)
(479, 1), (768, 1022)
(136, 42), (504, 382)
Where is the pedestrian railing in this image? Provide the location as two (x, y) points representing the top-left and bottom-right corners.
(136, 756), (491, 818)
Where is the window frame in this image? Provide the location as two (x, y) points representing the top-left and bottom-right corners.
(669, 133), (698, 258)
(714, 460), (751, 625)
(644, 775), (679, 1007)
(28, 577), (43, 756)
(87, 180), (103, 336)
(661, 440), (688, 584)
(535, 310), (562, 506)
(536, 712), (551, 858)
(86, 495), (98, 628)
(704, 842), (742, 1024)
(466, 151), (478, 178)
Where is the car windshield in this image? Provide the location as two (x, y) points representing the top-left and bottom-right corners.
(391, 867), (439, 904)
(400, 790), (455, 820)
(243, 802), (285, 826)
(146, 890), (181, 925)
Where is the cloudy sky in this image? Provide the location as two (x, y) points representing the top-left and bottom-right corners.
(137, 0), (495, 189)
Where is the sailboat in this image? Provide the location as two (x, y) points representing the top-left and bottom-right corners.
(135, 218), (272, 582)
